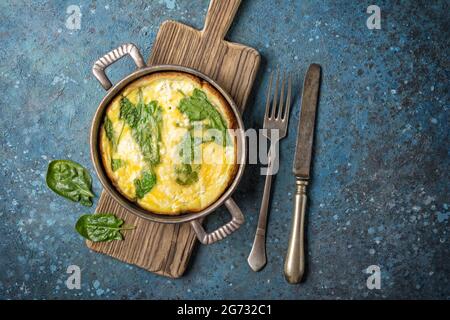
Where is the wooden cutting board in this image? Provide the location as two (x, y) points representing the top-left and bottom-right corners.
(87, 0), (260, 278)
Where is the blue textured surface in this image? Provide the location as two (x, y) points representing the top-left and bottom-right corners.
(0, 0), (448, 299)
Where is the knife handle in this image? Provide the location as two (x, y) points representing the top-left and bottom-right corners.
(284, 179), (308, 284)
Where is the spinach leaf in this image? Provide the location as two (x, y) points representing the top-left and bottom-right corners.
(175, 131), (201, 186)
(178, 130), (195, 163)
(119, 91), (162, 197)
(178, 89), (228, 144)
(120, 92), (162, 165)
(103, 116), (116, 149)
(175, 163), (199, 185)
(111, 159), (123, 172)
(46, 160), (95, 207)
(75, 213), (135, 242)
(134, 99), (161, 165)
(119, 96), (139, 128)
(134, 171), (157, 199)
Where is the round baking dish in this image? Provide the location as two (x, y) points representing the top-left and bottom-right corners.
(91, 43), (246, 244)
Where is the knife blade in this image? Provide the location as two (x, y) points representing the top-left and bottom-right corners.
(293, 64), (321, 179)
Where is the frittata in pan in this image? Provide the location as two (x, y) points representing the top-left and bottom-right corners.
(99, 72), (237, 215)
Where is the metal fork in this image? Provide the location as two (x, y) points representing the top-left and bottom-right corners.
(247, 70), (292, 271)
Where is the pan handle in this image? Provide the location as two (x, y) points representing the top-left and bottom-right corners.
(190, 197), (244, 245)
(92, 43), (146, 90)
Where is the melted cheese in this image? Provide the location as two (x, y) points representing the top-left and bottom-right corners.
(100, 73), (237, 215)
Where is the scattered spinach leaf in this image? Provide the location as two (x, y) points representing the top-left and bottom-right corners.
(46, 160), (95, 207)
(134, 170), (157, 199)
(75, 213), (135, 242)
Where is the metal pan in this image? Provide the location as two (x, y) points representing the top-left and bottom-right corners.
(90, 43), (246, 244)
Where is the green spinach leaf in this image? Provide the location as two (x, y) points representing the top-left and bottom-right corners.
(175, 163), (199, 185)
(119, 96), (139, 128)
(120, 92), (162, 165)
(75, 213), (135, 242)
(111, 159), (124, 172)
(46, 160), (95, 207)
(178, 89), (228, 145)
(178, 130), (195, 163)
(103, 116), (116, 149)
(175, 131), (201, 186)
(134, 99), (161, 165)
(134, 170), (157, 199)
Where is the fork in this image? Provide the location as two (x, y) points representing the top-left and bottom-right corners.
(247, 69), (292, 271)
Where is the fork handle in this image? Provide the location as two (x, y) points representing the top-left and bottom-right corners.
(284, 179), (308, 283)
(247, 147), (275, 271)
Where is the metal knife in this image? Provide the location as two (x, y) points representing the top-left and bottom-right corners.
(284, 64), (321, 284)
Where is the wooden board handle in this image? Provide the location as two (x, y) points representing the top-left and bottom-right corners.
(202, 0), (241, 40)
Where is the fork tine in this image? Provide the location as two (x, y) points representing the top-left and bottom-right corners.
(283, 73), (292, 121)
(264, 71), (273, 119)
(270, 69), (280, 118)
(277, 71), (286, 119)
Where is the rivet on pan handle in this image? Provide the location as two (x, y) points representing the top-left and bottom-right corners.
(190, 197), (244, 245)
(92, 43), (146, 90)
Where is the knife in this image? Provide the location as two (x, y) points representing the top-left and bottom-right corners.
(284, 64), (321, 284)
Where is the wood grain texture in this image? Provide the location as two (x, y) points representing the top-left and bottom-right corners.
(87, 0), (260, 278)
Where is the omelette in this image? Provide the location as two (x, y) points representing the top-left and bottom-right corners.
(99, 72), (237, 215)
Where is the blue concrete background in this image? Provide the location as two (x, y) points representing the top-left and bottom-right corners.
(0, 0), (448, 299)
